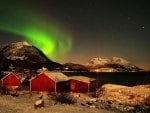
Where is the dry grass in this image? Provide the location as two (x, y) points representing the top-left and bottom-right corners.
(50, 93), (77, 105)
(0, 92), (113, 113)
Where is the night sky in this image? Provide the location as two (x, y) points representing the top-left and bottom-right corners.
(0, 0), (150, 70)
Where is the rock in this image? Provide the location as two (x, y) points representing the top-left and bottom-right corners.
(81, 102), (88, 107)
(89, 98), (98, 102)
(34, 99), (44, 109)
(145, 96), (150, 106)
(86, 101), (93, 105)
(86, 84), (150, 112)
(89, 105), (96, 108)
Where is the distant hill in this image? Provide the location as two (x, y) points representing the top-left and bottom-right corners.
(86, 57), (144, 72)
(63, 63), (88, 71)
(63, 57), (144, 72)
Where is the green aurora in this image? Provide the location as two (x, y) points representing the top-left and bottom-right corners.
(0, 1), (72, 62)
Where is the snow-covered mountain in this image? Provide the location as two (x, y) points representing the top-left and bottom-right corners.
(0, 41), (145, 73)
(0, 41), (63, 73)
(62, 57), (144, 72)
(87, 57), (144, 72)
(111, 57), (129, 65)
(87, 57), (129, 66)
(88, 58), (111, 65)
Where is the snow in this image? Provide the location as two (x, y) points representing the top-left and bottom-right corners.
(88, 57), (129, 66)
(11, 41), (32, 48)
(111, 57), (129, 65)
(86, 57), (143, 72)
(88, 58), (110, 65)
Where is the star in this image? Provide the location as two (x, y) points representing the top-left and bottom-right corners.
(127, 17), (131, 20)
(141, 26), (145, 29)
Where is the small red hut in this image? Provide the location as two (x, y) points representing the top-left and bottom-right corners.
(1, 72), (21, 90)
(30, 72), (69, 92)
(69, 76), (96, 93)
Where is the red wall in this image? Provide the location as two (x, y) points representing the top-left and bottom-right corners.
(56, 81), (70, 92)
(0, 81), (1, 86)
(31, 73), (55, 92)
(2, 73), (21, 86)
(70, 79), (89, 93)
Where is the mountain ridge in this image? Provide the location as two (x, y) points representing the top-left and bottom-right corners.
(0, 41), (63, 74)
(85, 57), (144, 72)
(0, 41), (145, 73)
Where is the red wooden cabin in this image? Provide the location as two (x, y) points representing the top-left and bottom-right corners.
(30, 72), (69, 92)
(69, 76), (96, 93)
(1, 73), (21, 90)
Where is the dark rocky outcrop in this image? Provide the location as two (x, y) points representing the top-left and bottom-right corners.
(0, 42), (63, 74)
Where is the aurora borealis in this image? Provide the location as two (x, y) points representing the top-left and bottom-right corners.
(0, 1), (72, 61)
(0, 0), (150, 70)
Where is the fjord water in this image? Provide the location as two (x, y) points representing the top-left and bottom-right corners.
(63, 72), (150, 87)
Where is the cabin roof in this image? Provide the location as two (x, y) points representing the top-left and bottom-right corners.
(69, 76), (96, 83)
(31, 71), (69, 82)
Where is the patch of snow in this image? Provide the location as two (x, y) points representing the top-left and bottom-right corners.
(111, 57), (129, 65)
(88, 57), (110, 65)
(87, 57), (130, 66)
(11, 41), (32, 49)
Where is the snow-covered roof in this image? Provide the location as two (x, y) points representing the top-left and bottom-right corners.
(33, 71), (69, 82)
(69, 76), (96, 83)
